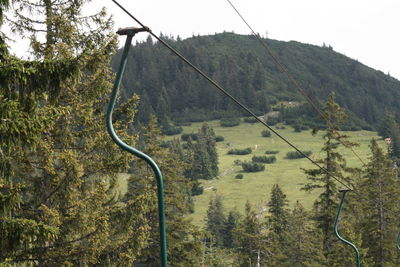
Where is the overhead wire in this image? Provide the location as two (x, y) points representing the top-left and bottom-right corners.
(110, 0), (353, 191)
(225, 0), (367, 167)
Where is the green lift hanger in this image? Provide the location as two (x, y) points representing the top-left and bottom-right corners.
(106, 27), (168, 267)
(334, 189), (360, 267)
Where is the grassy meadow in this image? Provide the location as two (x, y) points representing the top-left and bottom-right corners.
(167, 119), (382, 226)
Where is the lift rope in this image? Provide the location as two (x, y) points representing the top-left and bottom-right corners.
(334, 189), (361, 267)
(109, 0), (353, 191)
(106, 27), (168, 267)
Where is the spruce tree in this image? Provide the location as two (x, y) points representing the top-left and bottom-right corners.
(302, 93), (357, 262)
(129, 117), (202, 266)
(358, 139), (400, 266)
(267, 184), (290, 238)
(284, 201), (327, 267)
(205, 194), (226, 247)
(1, 1), (153, 264)
(234, 201), (264, 267)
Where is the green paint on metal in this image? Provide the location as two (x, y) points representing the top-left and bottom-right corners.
(397, 232), (400, 250)
(334, 190), (360, 267)
(106, 27), (168, 267)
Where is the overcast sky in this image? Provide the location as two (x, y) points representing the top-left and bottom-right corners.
(8, 0), (400, 80)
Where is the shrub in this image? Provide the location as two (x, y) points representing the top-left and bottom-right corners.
(267, 117), (279, 125)
(220, 117), (240, 127)
(276, 125), (286, 129)
(265, 150), (279, 154)
(181, 133), (198, 141)
(261, 130), (271, 137)
(163, 126), (183, 136)
(241, 161), (265, 172)
(243, 117), (258, 123)
(252, 155), (276, 164)
(294, 124), (309, 132)
(285, 150), (312, 159)
(227, 147), (252, 155)
(174, 121), (192, 126)
(235, 174), (244, 179)
(215, 135), (225, 142)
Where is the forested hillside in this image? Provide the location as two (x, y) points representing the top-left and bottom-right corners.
(113, 32), (400, 128)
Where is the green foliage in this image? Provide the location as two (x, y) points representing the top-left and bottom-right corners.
(220, 117), (240, 127)
(116, 32), (400, 129)
(241, 161), (265, 172)
(162, 125), (183, 135)
(252, 155), (276, 164)
(243, 117), (258, 123)
(205, 194), (226, 247)
(265, 150), (279, 154)
(181, 132), (198, 141)
(301, 93), (357, 263)
(227, 147), (252, 155)
(235, 174), (244, 179)
(184, 123), (219, 183)
(285, 150), (312, 159)
(356, 139), (400, 266)
(261, 129), (271, 137)
(215, 135), (225, 142)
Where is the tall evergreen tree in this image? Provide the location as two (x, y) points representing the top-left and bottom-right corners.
(284, 201), (327, 267)
(1, 1), (152, 264)
(267, 184), (290, 238)
(205, 194), (226, 247)
(358, 139), (400, 266)
(129, 117), (202, 266)
(302, 93), (357, 262)
(234, 201), (265, 267)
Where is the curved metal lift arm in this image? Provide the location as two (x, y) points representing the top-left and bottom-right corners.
(397, 232), (400, 251)
(106, 27), (168, 267)
(334, 189), (360, 267)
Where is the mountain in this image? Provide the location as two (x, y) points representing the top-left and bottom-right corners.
(112, 32), (400, 128)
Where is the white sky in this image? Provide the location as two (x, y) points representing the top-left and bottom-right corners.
(7, 0), (400, 80)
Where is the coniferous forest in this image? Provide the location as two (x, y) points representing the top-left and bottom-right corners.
(1, 1), (400, 266)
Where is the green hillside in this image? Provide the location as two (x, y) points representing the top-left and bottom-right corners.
(113, 32), (400, 128)
(165, 119), (381, 226)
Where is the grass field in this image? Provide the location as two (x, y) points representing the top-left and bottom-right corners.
(167, 119), (381, 226)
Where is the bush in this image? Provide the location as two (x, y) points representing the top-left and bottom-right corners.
(227, 147), (252, 155)
(265, 150), (279, 154)
(181, 133), (198, 141)
(174, 121), (192, 126)
(241, 161), (265, 172)
(220, 117), (240, 127)
(235, 174), (244, 179)
(252, 155), (276, 164)
(162, 126), (183, 136)
(243, 117), (258, 123)
(267, 116), (279, 126)
(294, 124), (310, 132)
(215, 135), (225, 142)
(285, 150), (312, 159)
(261, 129), (271, 137)
(276, 125), (286, 129)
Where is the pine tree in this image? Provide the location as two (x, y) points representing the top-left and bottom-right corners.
(358, 139), (400, 266)
(128, 117), (202, 266)
(222, 209), (241, 248)
(234, 201), (265, 267)
(1, 1), (153, 264)
(302, 93), (357, 262)
(205, 194), (226, 247)
(267, 184), (290, 238)
(284, 201), (327, 267)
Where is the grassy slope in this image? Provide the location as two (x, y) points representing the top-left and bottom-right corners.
(169, 120), (381, 226)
